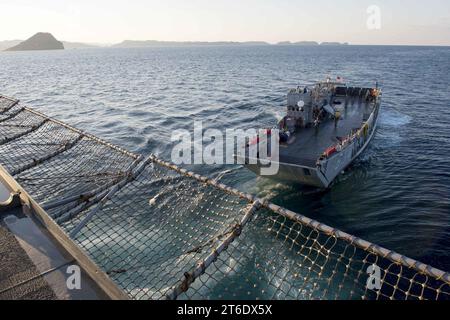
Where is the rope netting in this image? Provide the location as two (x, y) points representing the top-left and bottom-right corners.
(0, 96), (18, 114)
(178, 207), (449, 300)
(0, 96), (449, 300)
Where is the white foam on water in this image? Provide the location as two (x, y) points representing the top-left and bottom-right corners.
(252, 178), (294, 200)
(379, 108), (412, 127)
(374, 108), (412, 148)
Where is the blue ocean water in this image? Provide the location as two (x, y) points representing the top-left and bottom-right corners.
(0, 45), (449, 272)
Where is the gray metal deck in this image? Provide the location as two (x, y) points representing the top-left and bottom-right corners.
(0, 210), (115, 299)
(0, 181), (115, 300)
(0, 212), (56, 300)
(279, 97), (374, 167)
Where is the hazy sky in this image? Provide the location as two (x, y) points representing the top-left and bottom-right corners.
(1, 0), (449, 45)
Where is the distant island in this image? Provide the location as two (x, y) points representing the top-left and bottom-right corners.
(320, 42), (349, 46)
(5, 33), (64, 51)
(277, 41), (319, 46)
(1, 34), (351, 51)
(113, 40), (271, 48)
(112, 40), (351, 48)
(276, 41), (348, 46)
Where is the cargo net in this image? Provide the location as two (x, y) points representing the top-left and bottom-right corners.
(0, 96), (449, 300)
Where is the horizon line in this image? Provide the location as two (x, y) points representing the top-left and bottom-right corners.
(53, 43), (450, 48)
(2, 38), (450, 48)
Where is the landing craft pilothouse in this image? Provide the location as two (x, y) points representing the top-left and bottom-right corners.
(238, 77), (381, 188)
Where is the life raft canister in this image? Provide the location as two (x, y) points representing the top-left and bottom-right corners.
(324, 146), (337, 157)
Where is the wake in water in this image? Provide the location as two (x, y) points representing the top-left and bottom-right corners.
(379, 108), (412, 127)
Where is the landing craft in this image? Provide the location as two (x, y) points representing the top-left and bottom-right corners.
(238, 77), (381, 188)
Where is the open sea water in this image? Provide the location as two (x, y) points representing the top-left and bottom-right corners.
(1, 45), (449, 273)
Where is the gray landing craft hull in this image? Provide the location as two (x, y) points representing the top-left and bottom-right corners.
(242, 83), (381, 189)
(245, 105), (379, 188)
